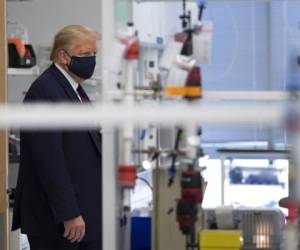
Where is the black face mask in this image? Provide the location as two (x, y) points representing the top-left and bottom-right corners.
(64, 50), (96, 79)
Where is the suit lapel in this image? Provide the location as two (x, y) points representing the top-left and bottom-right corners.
(50, 64), (102, 154)
(88, 131), (102, 154)
(50, 64), (80, 103)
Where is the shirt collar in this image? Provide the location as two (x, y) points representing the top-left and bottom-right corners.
(54, 63), (79, 93)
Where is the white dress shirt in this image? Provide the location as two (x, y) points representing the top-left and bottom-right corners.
(54, 63), (82, 101)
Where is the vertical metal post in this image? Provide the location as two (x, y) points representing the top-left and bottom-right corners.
(0, 0), (9, 250)
(0, 0), (8, 249)
(120, 60), (136, 250)
(101, 1), (119, 250)
(152, 127), (160, 250)
(220, 154), (225, 206)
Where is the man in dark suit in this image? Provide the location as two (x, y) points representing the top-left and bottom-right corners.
(12, 25), (102, 250)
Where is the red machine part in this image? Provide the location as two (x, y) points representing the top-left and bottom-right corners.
(8, 38), (25, 57)
(186, 66), (202, 88)
(118, 36), (140, 61)
(174, 32), (187, 44)
(176, 169), (204, 235)
(181, 169), (203, 204)
(287, 205), (298, 222)
(278, 197), (299, 222)
(118, 164), (137, 188)
(125, 38), (139, 60)
(176, 199), (198, 234)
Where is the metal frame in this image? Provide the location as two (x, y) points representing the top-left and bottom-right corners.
(0, 0), (8, 249)
(0, 100), (287, 129)
(101, 1), (119, 250)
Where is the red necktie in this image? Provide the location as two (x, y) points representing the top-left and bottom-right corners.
(76, 85), (102, 148)
(76, 85), (90, 103)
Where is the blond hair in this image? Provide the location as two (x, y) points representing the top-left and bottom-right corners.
(50, 25), (101, 61)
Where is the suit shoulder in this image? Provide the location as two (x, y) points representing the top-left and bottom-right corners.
(25, 66), (62, 102)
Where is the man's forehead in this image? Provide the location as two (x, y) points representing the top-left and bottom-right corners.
(72, 40), (97, 52)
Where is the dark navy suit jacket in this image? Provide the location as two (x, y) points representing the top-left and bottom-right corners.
(12, 64), (102, 242)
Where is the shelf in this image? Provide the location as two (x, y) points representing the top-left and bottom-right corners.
(229, 183), (284, 187)
(218, 148), (289, 159)
(8, 66), (40, 76)
(231, 166), (285, 172)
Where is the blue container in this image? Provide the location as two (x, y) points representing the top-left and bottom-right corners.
(131, 217), (151, 250)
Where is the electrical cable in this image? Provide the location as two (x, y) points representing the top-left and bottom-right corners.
(251, 0), (257, 91)
(283, 0), (289, 147)
(168, 128), (183, 187)
(284, 0), (300, 55)
(196, 0), (206, 21)
(136, 176), (153, 192)
(180, 0), (188, 29)
(204, 0), (240, 83)
(251, 0), (258, 143)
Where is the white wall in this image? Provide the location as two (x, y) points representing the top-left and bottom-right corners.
(7, 0), (102, 48)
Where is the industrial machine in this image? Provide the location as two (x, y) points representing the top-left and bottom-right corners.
(203, 208), (285, 250)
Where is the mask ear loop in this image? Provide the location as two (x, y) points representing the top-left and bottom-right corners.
(62, 49), (73, 68)
(62, 49), (72, 58)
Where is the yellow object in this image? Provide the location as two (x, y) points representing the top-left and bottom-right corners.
(165, 86), (202, 97)
(199, 230), (243, 250)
